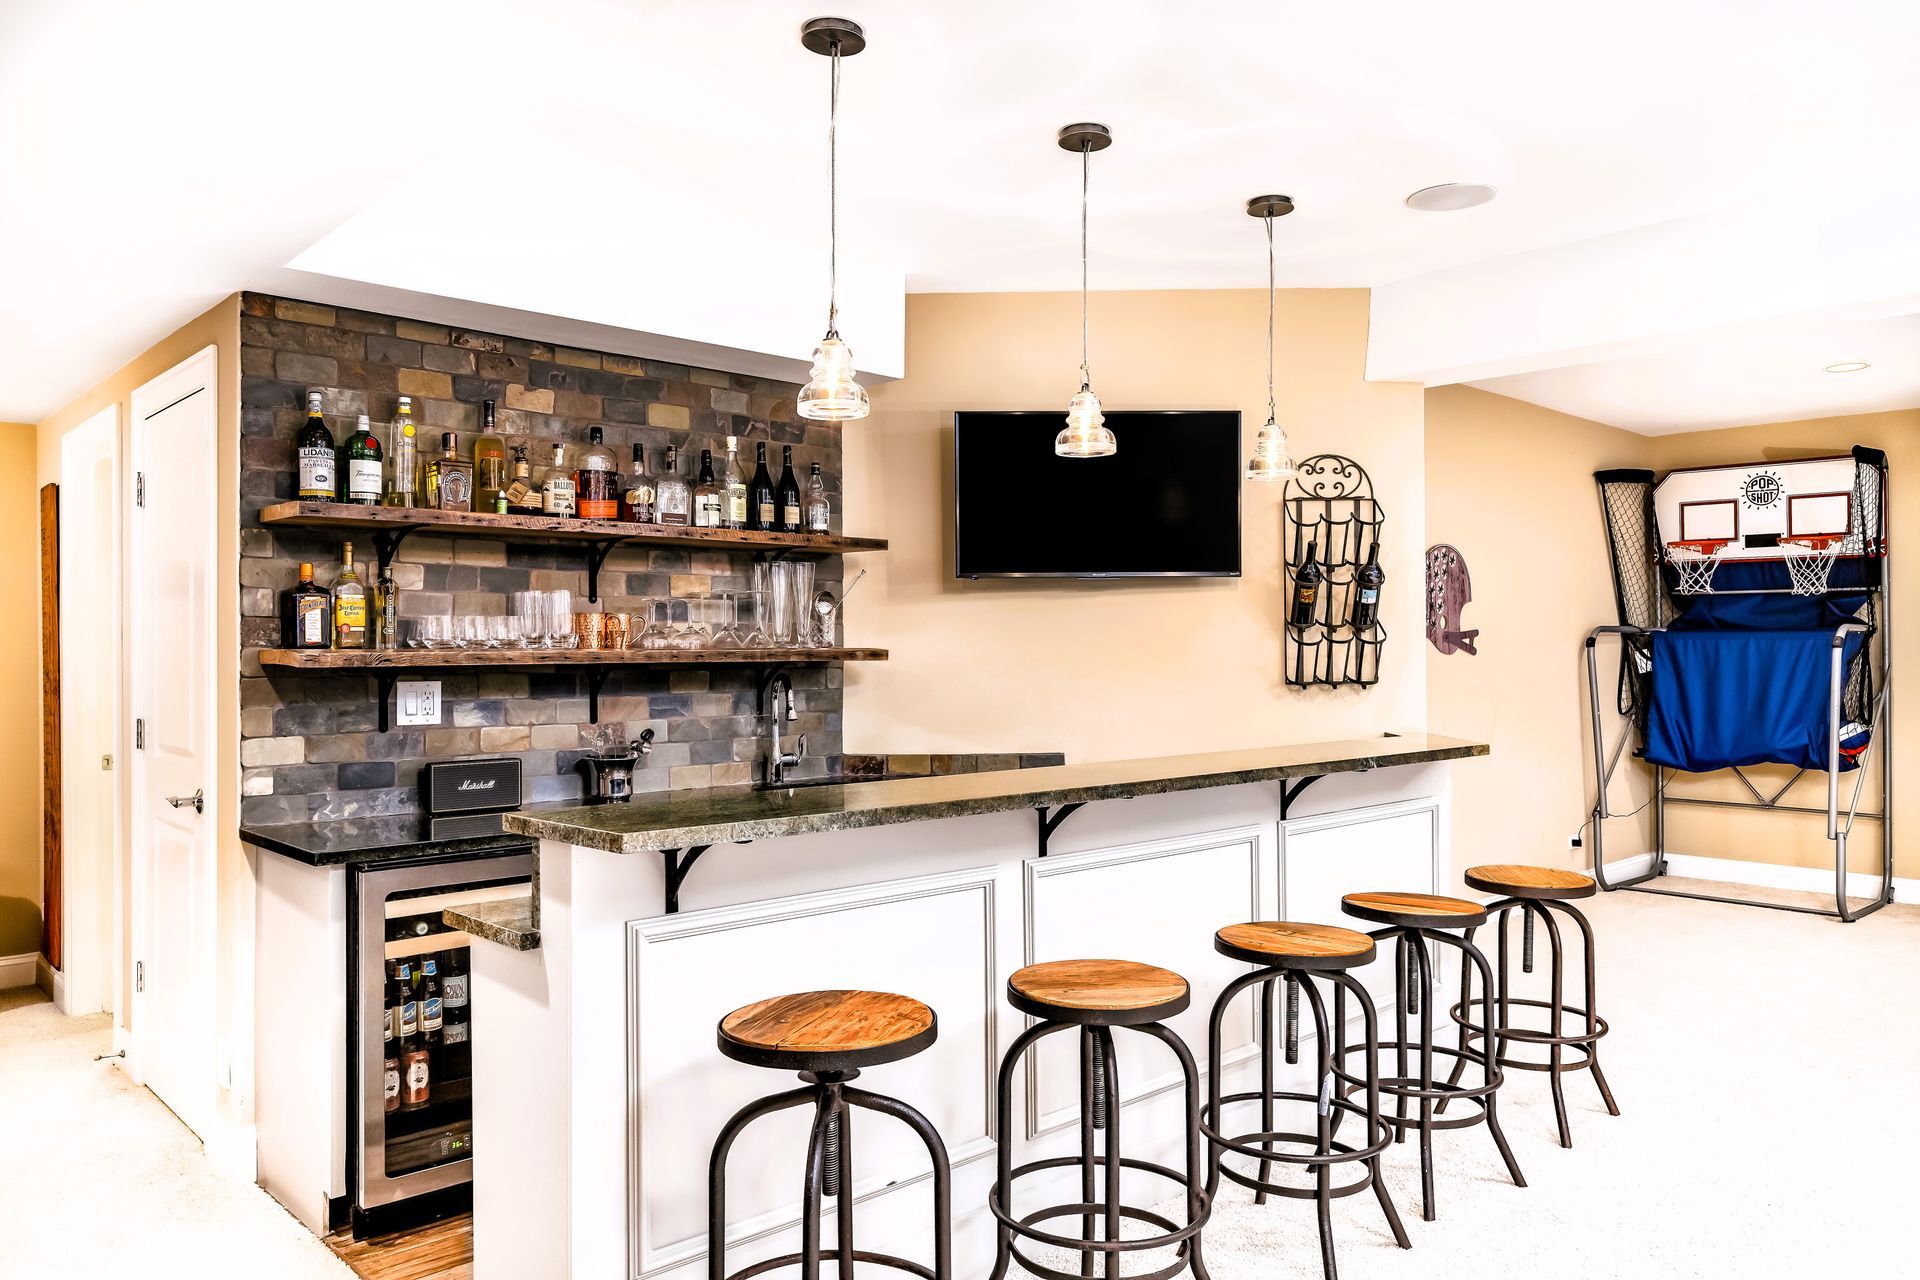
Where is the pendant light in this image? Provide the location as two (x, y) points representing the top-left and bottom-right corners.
(797, 17), (870, 422)
(1056, 123), (1117, 458)
(1245, 194), (1298, 482)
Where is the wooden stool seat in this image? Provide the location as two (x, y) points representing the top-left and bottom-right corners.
(1215, 921), (1377, 970)
(1006, 959), (1191, 1025)
(1341, 891), (1490, 930)
(718, 990), (937, 1072)
(1463, 864), (1597, 901)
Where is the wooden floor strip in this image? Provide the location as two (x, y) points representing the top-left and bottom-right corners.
(325, 1213), (472, 1280)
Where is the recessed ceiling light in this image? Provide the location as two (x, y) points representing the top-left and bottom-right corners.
(1824, 361), (1871, 373)
(1405, 182), (1498, 212)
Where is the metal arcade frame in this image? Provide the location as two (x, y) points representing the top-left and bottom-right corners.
(1583, 450), (1893, 922)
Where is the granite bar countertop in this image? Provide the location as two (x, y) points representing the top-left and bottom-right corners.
(240, 812), (544, 867)
(503, 733), (1488, 855)
(444, 899), (540, 951)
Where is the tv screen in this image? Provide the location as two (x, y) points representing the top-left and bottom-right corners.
(953, 410), (1243, 578)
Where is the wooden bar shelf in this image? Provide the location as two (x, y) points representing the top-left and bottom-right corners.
(258, 647), (888, 732)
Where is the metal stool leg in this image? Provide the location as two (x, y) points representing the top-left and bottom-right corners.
(1392, 931), (1411, 1142)
(1096, 1027), (1122, 1280)
(1424, 930), (1526, 1188)
(710, 1086), (817, 1280)
(1558, 899), (1622, 1117)
(1255, 977), (1278, 1205)
(1407, 931), (1437, 1221)
(844, 1086), (955, 1280)
(1528, 903), (1573, 1148)
(800, 1084), (840, 1280)
(1136, 1022), (1211, 1280)
(1079, 1028), (1099, 1277)
(1328, 971), (1410, 1251)
(987, 1021), (1066, 1280)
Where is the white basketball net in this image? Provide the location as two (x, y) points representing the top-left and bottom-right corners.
(1779, 537), (1840, 596)
(1667, 542), (1727, 595)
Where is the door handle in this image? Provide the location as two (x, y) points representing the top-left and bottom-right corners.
(166, 789), (205, 815)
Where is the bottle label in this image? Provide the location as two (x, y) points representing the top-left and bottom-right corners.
(784, 501), (802, 529)
(808, 505), (829, 533)
(298, 599), (326, 645)
(422, 997), (442, 1031)
(577, 472), (618, 520)
(504, 479), (536, 509)
(405, 1058), (429, 1098)
(695, 494), (722, 527)
(384, 1064), (400, 1102)
(758, 500), (777, 526)
(438, 468), (472, 512)
(443, 1020), (469, 1046)
(336, 596), (367, 628)
(443, 973), (469, 1007)
(625, 486), (655, 522)
(1358, 587), (1379, 604)
(1298, 584), (1317, 604)
(299, 447), (335, 497)
(399, 1000), (418, 1037)
(347, 459), (381, 502)
(545, 477), (576, 516)
(727, 491), (748, 525)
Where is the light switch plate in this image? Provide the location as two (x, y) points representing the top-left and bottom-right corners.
(395, 680), (442, 726)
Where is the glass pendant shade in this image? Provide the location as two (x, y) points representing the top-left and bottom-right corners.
(796, 335), (869, 421)
(1245, 416), (1296, 481)
(1055, 386), (1116, 458)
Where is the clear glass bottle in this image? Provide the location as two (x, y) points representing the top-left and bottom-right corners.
(574, 426), (619, 520)
(297, 391), (336, 500)
(377, 564), (399, 650)
(656, 445), (691, 526)
(542, 441), (577, 517)
(384, 398), (418, 508)
(473, 400), (507, 514)
(722, 436), (747, 530)
(331, 542), (369, 649)
(622, 444), (656, 523)
(342, 414), (384, 505)
(805, 462), (831, 533)
(692, 449), (722, 528)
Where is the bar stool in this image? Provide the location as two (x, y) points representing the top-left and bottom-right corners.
(709, 990), (951, 1280)
(1440, 865), (1621, 1148)
(1336, 893), (1525, 1221)
(1202, 923), (1409, 1280)
(988, 960), (1211, 1280)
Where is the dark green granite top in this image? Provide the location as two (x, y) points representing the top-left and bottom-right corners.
(444, 899), (540, 951)
(239, 813), (537, 867)
(502, 734), (1488, 855)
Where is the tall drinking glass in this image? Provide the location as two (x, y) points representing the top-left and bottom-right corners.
(788, 562), (816, 647)
(769, 561), (796, 645)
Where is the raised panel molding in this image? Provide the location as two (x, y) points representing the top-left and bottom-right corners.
(627, 867), (1000, 1279)
(1021, 826), (1268, 1140)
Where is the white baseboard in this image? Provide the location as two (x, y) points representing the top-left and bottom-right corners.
(201, 1113), (259, 1183)
(0, 952), (40, 990)
(1603, 850), (1915, 900)
(40, 956), (63, 1006)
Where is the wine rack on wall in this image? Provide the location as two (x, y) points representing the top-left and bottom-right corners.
(1282, 454), (1386, 688)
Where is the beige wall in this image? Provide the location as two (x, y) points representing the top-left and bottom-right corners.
(0, 422), (42, 956)
(1422, 388), (1653, 887)
(1648, 409), (1914, 879)
(844, 288), (1428, 761)
(36, 297), (246, 1122)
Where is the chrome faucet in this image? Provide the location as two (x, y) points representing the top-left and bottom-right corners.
(761, 672), (806, 787)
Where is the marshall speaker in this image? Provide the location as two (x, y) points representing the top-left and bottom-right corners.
(422, 757), (523, 838)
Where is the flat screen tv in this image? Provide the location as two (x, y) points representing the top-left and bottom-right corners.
(953, 410), (1242, 578)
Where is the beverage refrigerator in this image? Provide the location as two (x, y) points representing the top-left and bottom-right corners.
(348, 849), (532, 1237)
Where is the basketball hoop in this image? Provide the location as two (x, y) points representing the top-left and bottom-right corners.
(1666, 539), (1729, 594)
(1779, 534), (1844, 596)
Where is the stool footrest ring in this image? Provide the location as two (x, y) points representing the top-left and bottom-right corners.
(724, 1249), (935, 1280)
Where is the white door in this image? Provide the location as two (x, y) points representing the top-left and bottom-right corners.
(128, 346), (219, 1138)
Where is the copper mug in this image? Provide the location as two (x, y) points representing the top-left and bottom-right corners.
(602, 611), (632, 651)
(573, 610), (607, 650)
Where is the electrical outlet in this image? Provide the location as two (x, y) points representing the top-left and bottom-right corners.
(395, 680), (443, 726)
(1569, 832), (1584, 849)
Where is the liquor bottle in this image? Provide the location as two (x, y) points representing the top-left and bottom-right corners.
(656, 445), (691, 527)
(440, 949), (471, 1080)
(384, 397), (419, 508)
(622, 444), (656, 523)
(473, 401), (507, 514)
(722, 436), (748, 529)
(541, 441), (577, 517)
(805, 462), (831, 533)
(377, 564), (399, 650)
(341, 414), (383, 505)
(1351, 540), (1385, 632)
(1290, 540), (1322, 628)
(748, 443), (776, 531)
(503, 443), (542, 515)
(778, 446), (804, 533)
(692, 449), (722, 528)
(281, 561), (331, 649)
(424, 433), (474, 511)
(574, 427), (619, 520)
(331, 543), (369, 649)
(297, 391), (336, 500)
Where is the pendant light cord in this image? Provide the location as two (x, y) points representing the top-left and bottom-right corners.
(1080, 142), (1091, 391)
(826, 40), (842, 338)
(1265, 212), (1276, 427)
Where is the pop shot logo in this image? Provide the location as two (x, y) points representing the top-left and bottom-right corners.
(1740, 469), (1784, 510)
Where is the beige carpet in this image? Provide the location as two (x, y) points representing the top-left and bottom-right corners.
(1, 883), (1915, 1278)
(0, 987), (352, 1279)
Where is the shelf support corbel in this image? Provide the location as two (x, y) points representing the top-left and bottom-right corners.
(370, 526), (424, 578)
(586, 667), (612, 724)
(374, 670), (400, 734)
(1034, 802), (1085, 858)
(584, 539), (624, 604)
(1279, 774), (1323, 821)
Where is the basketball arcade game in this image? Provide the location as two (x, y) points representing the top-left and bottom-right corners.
(1585, 447), (1892, 921)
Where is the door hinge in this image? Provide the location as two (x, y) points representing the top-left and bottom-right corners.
(136, 960), (145, 993)
(135, 718), (145, 749)
(136, 472), (146, 508)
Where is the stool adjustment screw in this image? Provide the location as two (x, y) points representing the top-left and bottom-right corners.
(1404, 940), (1421, 1016)
(1088, 1034), (1108, 1130)
(1522, 907), (1536, 974)
(1284, 973), (1301, 1065)
(822, 1110), (842, 1197)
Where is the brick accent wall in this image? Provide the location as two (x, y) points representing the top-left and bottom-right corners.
(237, 294), (845, 824)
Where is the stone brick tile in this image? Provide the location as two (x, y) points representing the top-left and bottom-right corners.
(669, 574), (710, 596)
(240, 706), (275, 739)
(399, 591), (455, 618)
(453, 330), (507, 353)
(648, 403), (690, 430)
(554, 346), (602, 369)
(425, 727), (482, 755)
(367, 336), (422, 366)
(422, 345), (475, 374)
(505, 384), (555, 413)
(242, 587), (275, 618)
(603, 354), (647, 375)
(530, 723), (579, 750)
(243, 347), (275, 377)
(670, 764), (713, 789)
(402, 537), (457, 564)
(241, 736), (304, 768)
(668, 670), (709, 693)
(396, 319), (451, 343)
(420, 397), (480, 431)
(888, 754), (932, 777)
(340, 761), (398, 790)
(243, 796), (304, 826)
(275, 351), (338, 385)
(480, 725), (532, 752)
(243, 768), (275, 797)
(275, 299), (336, 325)
(398, 368), (454, 399)
(477, 673), (530, 699)
(710, 761), (753, 788)
(306, 734), (370, 763)
(335, 308), (394, 335)
(478, 352), (530, 382)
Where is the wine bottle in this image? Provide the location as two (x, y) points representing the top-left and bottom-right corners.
(777, 446), (803, 533)
(296, 391), (335, 499)
(1351, 540), (1385, 632)
(1290, 540), (1322, 628)
(341, 414), (384, 505)
(749, 443), (776, 531)
(693, 449), (722, 528)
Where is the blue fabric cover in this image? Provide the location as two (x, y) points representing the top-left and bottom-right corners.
(1671, 592), (1869, 631)
(1646, 629), (1866, 773)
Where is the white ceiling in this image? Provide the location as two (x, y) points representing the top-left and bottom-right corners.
(6, 0), (1920, 427)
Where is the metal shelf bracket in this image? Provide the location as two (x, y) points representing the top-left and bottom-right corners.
(1034, 802), (1085, 858)
(584, 539), (623, 604)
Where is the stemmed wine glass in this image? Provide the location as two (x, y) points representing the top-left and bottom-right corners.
(708, 593), (744, 648)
